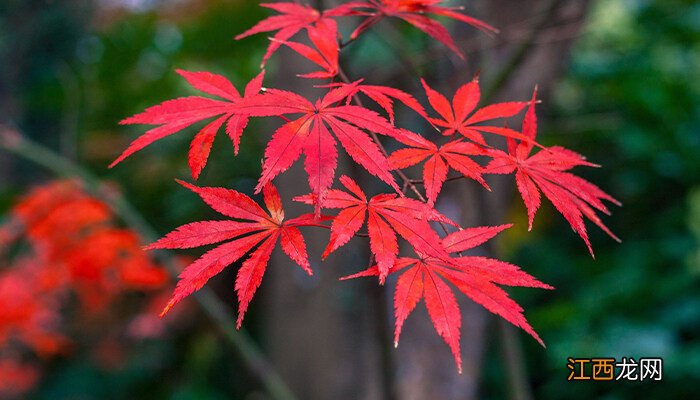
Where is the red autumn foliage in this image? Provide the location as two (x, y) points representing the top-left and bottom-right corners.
(340, 0), (497, 58)
(235, 2), (355, 65)
(148, 180), (323, 327)
(324, 79), (428, 123)
(0, 180), (168, 395)
(111, 1), (619, 370)
(0, 259), (67, 358)
(276, 19), (340, 79)
(5, 181), (167, 304)
(296, 175), (456, 283)
(485, 90), (621, 255)
(113, 70), (265, 180)
(343, 224), (553, 373)
(420, 77), (530, 144)
(389, 128), (489, 205)
(0, 359), (39, 398)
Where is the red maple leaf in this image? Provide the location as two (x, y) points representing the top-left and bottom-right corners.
(148, 180), (321, 327)
(346, 0), (497, 58)
(343, 224), (552, 372)
(421, 77), (531, 144)
(296, 175), (455, 283)
(112, 70), (264, 180)
(486, 89), (621, 255)
(389, 129), (488, 205)
(323, 80), (428, 123)
(231, 85), (407, 212)
(235, 2), (355, 65)
(276, 18), (339, 79)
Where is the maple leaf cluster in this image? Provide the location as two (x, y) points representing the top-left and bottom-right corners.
(111, 1), (620, 370)
(0, 180), (169, 395)
(4, 180), (168, 304)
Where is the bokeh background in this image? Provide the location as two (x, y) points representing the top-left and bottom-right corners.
(1, 0), (699, 399)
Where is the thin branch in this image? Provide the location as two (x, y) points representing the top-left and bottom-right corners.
(0, 125), (297, 400)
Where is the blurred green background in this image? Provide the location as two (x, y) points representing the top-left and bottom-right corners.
(482, 1), (700, 399)
(1, 0), (699, 399)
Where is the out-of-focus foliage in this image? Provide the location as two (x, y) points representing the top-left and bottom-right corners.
(1, 1), (270, 398)
(0, 179), (169, 398)
(482, 0), (700, 398)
